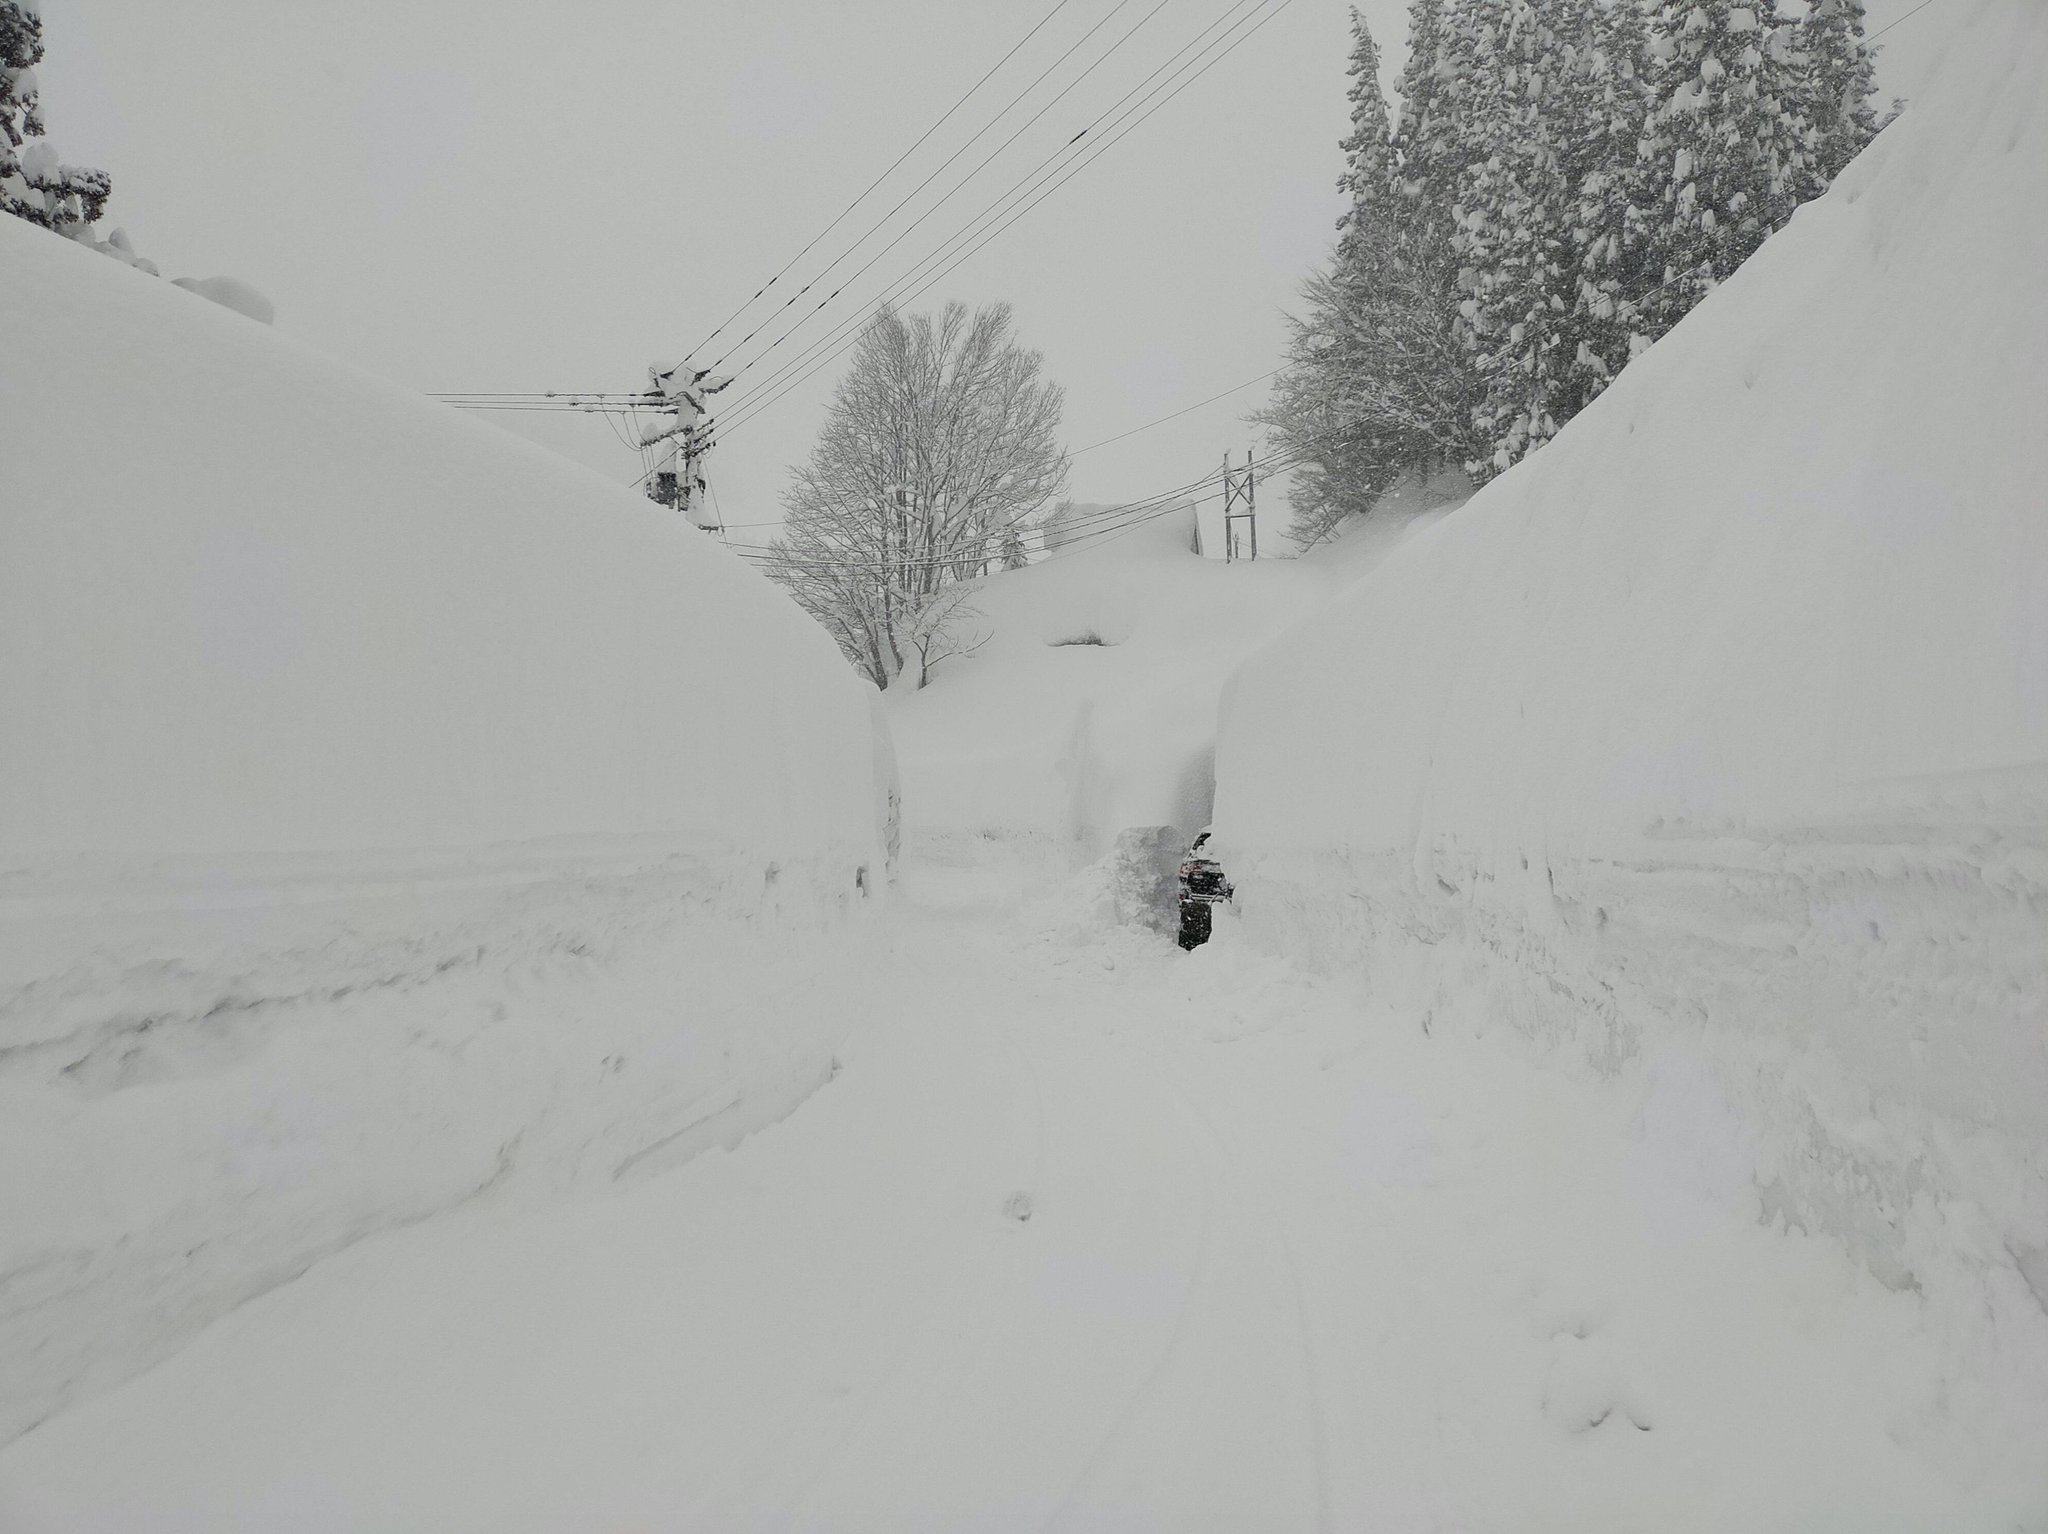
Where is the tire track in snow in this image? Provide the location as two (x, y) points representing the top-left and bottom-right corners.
(1145, 1045), (1337, 1534)
(1037, 1041), (1222, 1529)
(739, 944), (1049, 1529)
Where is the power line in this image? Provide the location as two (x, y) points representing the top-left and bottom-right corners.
(705, 368), (1283, 534)
(706, 252), (1722, 563)
(433, 0), (1296, 479)
(708, 0), (1179, 380)
(700, 0), (1155, 374)
(715, 0), (1277, 417)
(677, 0), (1081, 365)
(733, 474), (1239, 576)
(1870, 0), (1940, 41)
(1071, 370), (1279, 455)
(741, 411), (1308, 557)
(716, 0), (1301, 437)
(732, 435), (1323, 577)
(729, 472), (1219, 569)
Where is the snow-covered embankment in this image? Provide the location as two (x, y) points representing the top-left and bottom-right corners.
(1216, 0), (2047, 1416)
(0, 214), (895, 1441)
(884, 505), (1442, 860)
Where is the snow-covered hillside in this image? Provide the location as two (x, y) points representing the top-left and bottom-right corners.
(1215, 0), (2048, 1397)
(885, 503), (1446, 859)
(0, 215), (894, 1442)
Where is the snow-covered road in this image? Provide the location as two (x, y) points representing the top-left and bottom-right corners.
(1, 837), (2037, 1531)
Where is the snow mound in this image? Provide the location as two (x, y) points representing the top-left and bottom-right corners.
(0, 215), (892, 1442)
(1301, 465), (1471, 576)
(886, 509), (1335, 859)
(1216, 0), (2048, 1331)
(169, 273), (274, 324)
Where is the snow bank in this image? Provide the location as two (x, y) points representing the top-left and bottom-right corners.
(0, 216), (881, 865)
(884, 509), (1336, 860)
(1304, 464), (1470, 570)
(1216, 0), (2048, 1325)
(169, 273), (274, 324)
(0, 215), (892, 1441)
(884, 493), (1452, 865)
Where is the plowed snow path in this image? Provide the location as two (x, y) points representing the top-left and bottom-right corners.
(1, 840), (2037, 1530)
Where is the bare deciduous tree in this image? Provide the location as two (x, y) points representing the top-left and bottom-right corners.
(766, 301), (1066, 689)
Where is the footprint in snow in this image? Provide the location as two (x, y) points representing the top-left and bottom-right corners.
(1541, 1330), (1654, 1435)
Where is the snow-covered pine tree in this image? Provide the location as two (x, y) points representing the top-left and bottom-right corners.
(1629, 0), (1808, 338)
(1263, 12), (1406, 542)
(1381, 0), (1485, 472)
(1, 0), (109, 233)
(1260, 7), (1477, 543)
(1560, 0), (1657, 415)
(1450, 0), (1578, 479)
(0, 0), (45, 221)
(1392, 0), (1465, 218)
(1793, 0), (1880, 194)
(1335, 7), (1394, 266)
(1277, 10), (1408, 540)
(1274, 0), (1881, 514)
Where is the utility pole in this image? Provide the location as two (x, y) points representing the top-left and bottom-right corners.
(642, 361), (732, 531)
(1222, 450), (1257, 562)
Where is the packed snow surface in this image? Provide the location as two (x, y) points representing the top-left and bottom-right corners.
(2, 836), (2040, 1530)
(0, 213), (891, 1440)
(1217, 0), (2048, 1374)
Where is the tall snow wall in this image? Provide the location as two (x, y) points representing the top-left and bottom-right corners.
(0, 216), (893, 1441)
(1215, 0), (2047, 1307)
(886, 509), (1341, 859)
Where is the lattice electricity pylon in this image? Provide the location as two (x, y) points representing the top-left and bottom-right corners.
(1222, 451), (1257, 562)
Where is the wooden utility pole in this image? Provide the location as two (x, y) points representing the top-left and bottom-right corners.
(1222, 451), (1257, 562)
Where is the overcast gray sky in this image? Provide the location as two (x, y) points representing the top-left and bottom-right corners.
(36, 0), (1958, 533)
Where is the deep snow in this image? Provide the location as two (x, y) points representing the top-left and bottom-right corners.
(1, 0), (2042, 1520)
(1214, 0), (2048, 1426)
(3, 835), (2040, 1531)
(884, 500), (1449, 860)
(0, 213), (893, 1442)
(0, 212), (883, 864)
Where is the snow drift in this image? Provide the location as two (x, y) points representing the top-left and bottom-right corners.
(885, 504), (1442, 861)
(169, 273), (274, 325)
(1216, 0), (2048, 1324)
(0, 214), (893, 1441)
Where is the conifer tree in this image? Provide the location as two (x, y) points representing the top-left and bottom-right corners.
(1, 0), (110, 233)
(1561, 0), (1657, 415)
(1451, 0), (1577, 479)
(1273, 0), (1881, 534)
(1794, 0), (1880, 193)
(1389, 0), (1478, 281)
(1382, 0), (1484, 469)
(1629, 0), (1808, 338)
(1335, 9), (1394, 264)
(1260, 8), (1476, 541)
